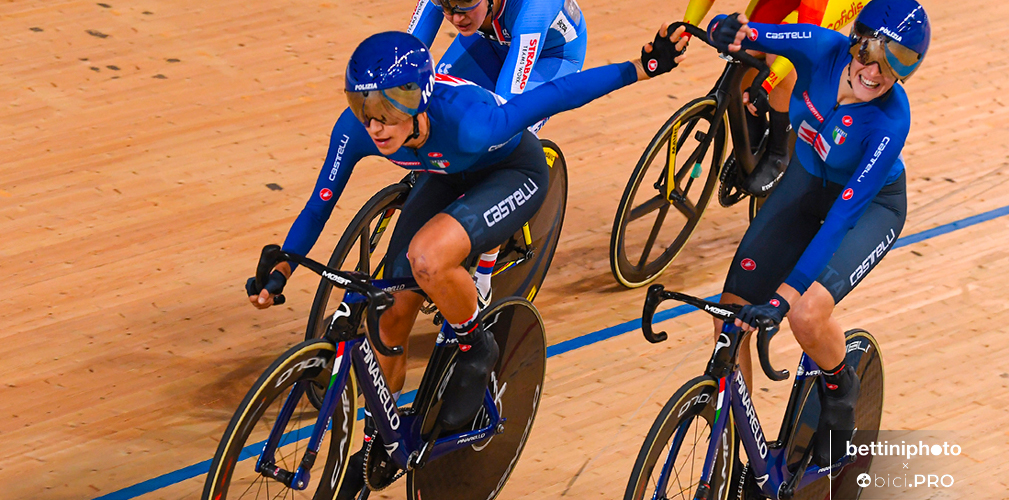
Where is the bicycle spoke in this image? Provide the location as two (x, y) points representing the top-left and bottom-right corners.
(670, 196), (698, 220)
(628, 194), (669, 222)
(636, 204), (670, 268)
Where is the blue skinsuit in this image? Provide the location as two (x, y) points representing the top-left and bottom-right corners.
(282, 64), (638, 262)
(408, 0), (587, 100)
(710, 15), (911, 295)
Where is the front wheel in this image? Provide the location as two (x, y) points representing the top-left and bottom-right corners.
(610, 97), (727, 288)
(202, 339), (358, 500)
(624, 375), (737, 500)
(408, 297), (547, 500)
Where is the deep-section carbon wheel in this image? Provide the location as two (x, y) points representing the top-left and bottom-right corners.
(202, 339), (358, 500)
(624, 375), (737, 500)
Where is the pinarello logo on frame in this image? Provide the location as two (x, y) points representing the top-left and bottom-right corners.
(320, 188), (333, 201)
(741, 258), (756, 271)
(749, 28), (758, 41)
(842, 188), (854, 200)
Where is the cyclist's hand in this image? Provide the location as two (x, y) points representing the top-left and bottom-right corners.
(638, 24), (689, 80)
(708, 13), (752, 53)
(734, 293), (789, 332)
(246, 269), (288, 309)
(743, 83), (771, 116)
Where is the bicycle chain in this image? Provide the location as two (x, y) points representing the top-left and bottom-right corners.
(362, 430), (407, 491)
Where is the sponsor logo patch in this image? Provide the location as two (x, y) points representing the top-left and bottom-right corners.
(741, 258), (756, 271)
(749, 28), (758, 41)
(429, 159), (450, 169)
(320, 188), (333, 201)
(769, 298), (780, 307)
(428, 152), (443, 158)
(510, 34), (541, 94)
(842, 188), (854, 200)
(842, 115), (853, 126)
(388, 159), (422, 167)
(802, 91), (824, 123)
(647, 59), (657, 72)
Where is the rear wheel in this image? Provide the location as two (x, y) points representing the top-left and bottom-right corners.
(408, 298), (547, 500)
(202, 340), (358, 500)
(786, 330), (884, 500)
(624, 375), (737, 500)
(488, 139), (568, 301)
(610, 98), (727, 288)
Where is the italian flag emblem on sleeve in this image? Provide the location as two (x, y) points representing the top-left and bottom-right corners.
(832, 127), (847, 145)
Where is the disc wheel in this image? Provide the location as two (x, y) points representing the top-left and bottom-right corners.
(785, 329), (884, 500)
(624, 375), (737, 500)
(202, 340), (358, 500)
(408, 298), (547, 500)
(610, 97), (727, 288)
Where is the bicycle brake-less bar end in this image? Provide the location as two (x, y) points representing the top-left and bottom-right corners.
(756, 322), (789, 381)
(256, 244), (287, 305)
(365, 289), (402, 356)
(642, 285), (670, 343)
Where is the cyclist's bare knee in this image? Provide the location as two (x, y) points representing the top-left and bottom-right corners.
(408, 214), (471, 286)
(787, 285), (835, 348)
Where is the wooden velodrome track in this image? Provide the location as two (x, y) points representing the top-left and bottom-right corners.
(4, 0), (1009, 498)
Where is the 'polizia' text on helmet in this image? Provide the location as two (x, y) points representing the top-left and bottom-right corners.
(345, 32), (436, 126)
(848, 0), (930, 82)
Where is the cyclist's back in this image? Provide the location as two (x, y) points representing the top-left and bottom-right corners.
(408, 0), (587, 100)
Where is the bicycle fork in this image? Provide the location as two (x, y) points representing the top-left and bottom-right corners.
(256, 341), (355, 490)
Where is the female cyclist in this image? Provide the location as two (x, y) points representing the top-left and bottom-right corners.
(705, 0), (929, 467)
(408, 0), (588, 299)
(681, 0), (867, 196)
(246, 27), (688, 498)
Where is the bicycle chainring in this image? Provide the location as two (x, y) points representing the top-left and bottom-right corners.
(362, 431), (406, 491)
(718, 155), (748, 208)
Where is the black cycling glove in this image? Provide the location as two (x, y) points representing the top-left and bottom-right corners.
(642, 26), (687, 78)
(708, 13), (745, 53)
(737, 293), (790, 329)
(245, 270), (287, 298)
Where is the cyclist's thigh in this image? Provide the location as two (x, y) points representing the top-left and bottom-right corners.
(747, 0), (800, 23)
(435, 34), (502, 89)
(444, 131), (550, 255)
(723, 159), (836, 304)
(385, 173), (466, 278)
(816, 172), (907, 302)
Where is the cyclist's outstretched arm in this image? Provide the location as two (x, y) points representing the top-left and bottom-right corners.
(708, 13), (844, 73)
(407, 0), (443, 48)
(466, 26), (686, 149)
(493, 0), (564, 100)
(783, 130), (907, 295)
(282, 109), (377, 263)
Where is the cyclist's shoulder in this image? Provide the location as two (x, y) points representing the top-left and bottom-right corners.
(872, 85), (911, 132)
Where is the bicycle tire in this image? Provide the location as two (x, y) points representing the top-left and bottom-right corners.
(490, 139), (568, 302)
(610, 97), (727, 288)
(305, 181), (412, 342)
(625, 375), (737, 500)
(785, 329), (884, 500)
(203, 339), (358, 500)
(407, 297), (547, 500)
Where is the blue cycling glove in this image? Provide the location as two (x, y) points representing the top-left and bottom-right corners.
(737, 293), (790, 328)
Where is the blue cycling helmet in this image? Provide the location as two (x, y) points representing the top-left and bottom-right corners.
(849, 0), (931, 82)
(345, 32), (436, 126)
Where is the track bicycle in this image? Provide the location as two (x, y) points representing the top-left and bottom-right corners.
(610, 24), (796, 288)
(203, 245), (546, 500)
(625, 285), (882, 500)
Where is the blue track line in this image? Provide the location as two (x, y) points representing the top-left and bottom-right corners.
(92, 203), (1009, 500)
